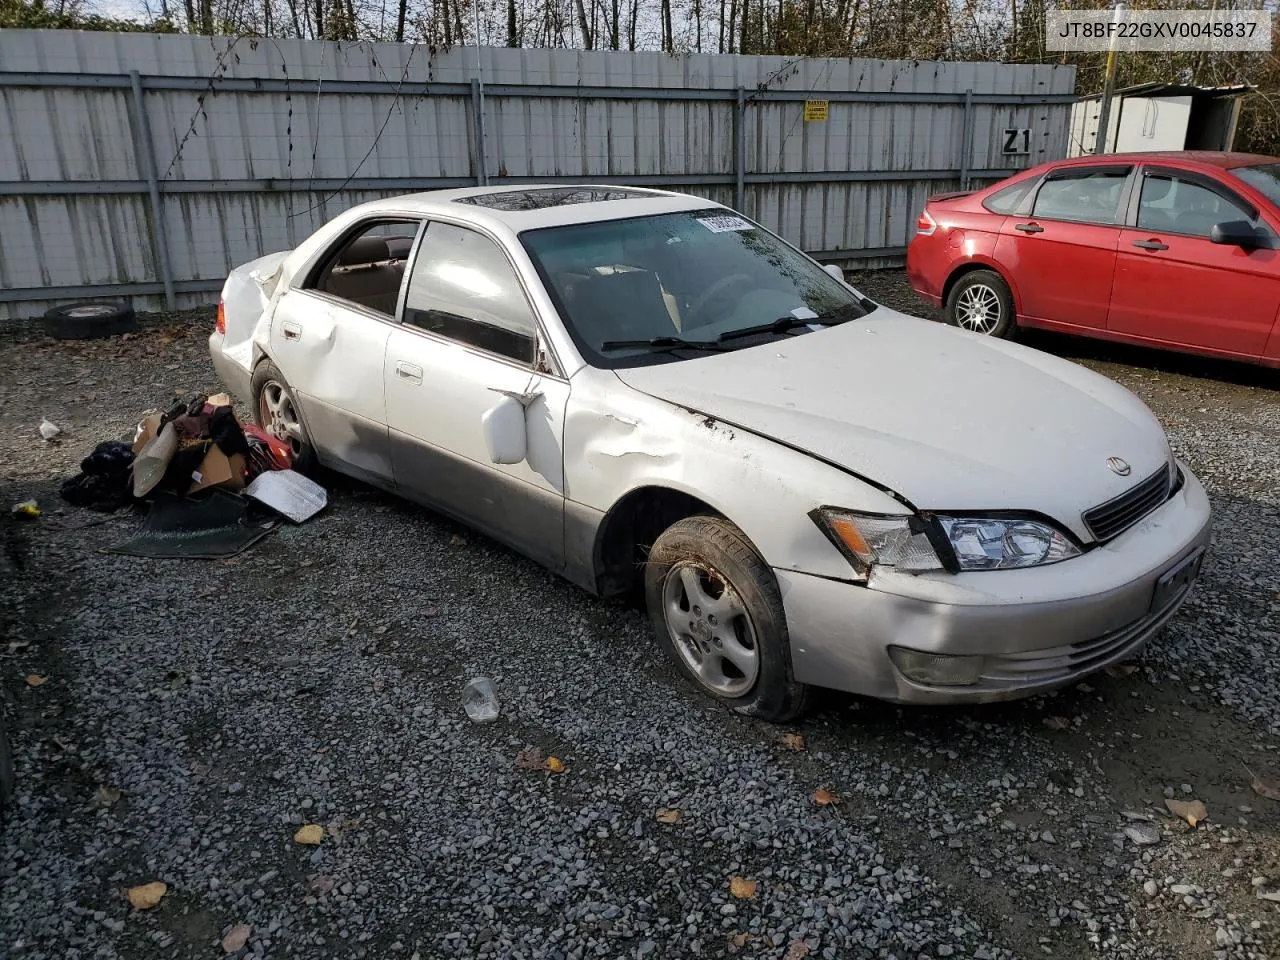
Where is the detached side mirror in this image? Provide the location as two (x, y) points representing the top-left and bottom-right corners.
(481, 395), (526, 465)
(823, 263), (846, 282)
(1210, 220), (1261, 249)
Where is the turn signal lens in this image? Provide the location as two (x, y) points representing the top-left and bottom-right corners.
(809, 508), (943, 576)
(216, 301), (226, 336)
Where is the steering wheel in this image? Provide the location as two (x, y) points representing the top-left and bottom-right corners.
(684, 273), (753, 329)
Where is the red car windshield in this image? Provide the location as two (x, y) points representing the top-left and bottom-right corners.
(1228, 162), (1280, 209)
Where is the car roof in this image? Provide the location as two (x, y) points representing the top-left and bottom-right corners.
(1042, 150), (1276, 173)
(346, 184), (722, 232)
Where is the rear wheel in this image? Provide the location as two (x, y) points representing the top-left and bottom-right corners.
(644, 515), (811, 722)
(945, 269), (1016, 338)
(251, 361), (316, 474)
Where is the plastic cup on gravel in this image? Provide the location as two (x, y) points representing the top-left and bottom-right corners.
(462, 677), (500, 723)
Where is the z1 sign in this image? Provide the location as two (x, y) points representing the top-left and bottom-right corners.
(1002, 128), (1031, 155)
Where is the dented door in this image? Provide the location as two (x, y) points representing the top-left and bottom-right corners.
(269, 289), (394, 484)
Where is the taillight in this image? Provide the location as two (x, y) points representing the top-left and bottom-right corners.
(216, 300), (226, 335)
(916, 210), (937, 236)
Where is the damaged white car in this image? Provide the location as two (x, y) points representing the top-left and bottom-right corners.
(211, 185), (1211, 721)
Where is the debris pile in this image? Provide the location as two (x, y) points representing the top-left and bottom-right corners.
(54, 393), (326, 558)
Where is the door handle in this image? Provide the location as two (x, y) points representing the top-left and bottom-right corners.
(281, 321), (302, 341)
(1131, 239), (1169, 250)
(1014, 222), (1044, 233)
(395, 361), (423, 383)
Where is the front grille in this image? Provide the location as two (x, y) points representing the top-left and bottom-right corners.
(1082, 464), (1174, 542)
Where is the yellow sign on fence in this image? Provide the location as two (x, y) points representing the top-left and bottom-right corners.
(803, 100), (829, 122)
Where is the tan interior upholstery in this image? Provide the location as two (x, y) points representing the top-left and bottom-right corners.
(321, 235), (412, 315)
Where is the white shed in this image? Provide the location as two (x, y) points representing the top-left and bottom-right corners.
(1068, 82), (1250, 157)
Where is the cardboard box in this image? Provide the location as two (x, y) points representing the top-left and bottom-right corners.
(188, 449), (246, 495)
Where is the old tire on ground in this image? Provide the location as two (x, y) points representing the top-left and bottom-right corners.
(42, 301), (137, 341)
(945, 269), (1016, 339)
(251, 360), (317, 474)
(644, 514), (811, 722)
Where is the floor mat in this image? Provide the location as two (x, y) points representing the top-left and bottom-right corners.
(107, 489), (278, 559)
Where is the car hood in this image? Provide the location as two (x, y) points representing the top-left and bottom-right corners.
(613, 310), (1172, 534)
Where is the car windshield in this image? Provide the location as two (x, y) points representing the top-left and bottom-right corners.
(1229, 162), (1280, 207)
(520, 209), (874, 368)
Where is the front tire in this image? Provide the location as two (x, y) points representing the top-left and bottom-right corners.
(945, 269), (1016, 338)
(644, 515), (811, 722)
(251, 361), (316, 474)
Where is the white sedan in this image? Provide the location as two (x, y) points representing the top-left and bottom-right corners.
(210, 185), (1211, 721)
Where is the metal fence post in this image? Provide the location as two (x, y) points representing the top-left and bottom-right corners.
(734, 87), (746, 212)
(471, 78), (489, 186)
(128, 70), (176, 310)
(959, 89), (974, 192)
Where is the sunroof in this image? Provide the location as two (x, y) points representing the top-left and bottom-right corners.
(455, 187), (648, 211)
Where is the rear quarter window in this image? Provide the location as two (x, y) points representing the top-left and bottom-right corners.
(982, 181), (1034, 215)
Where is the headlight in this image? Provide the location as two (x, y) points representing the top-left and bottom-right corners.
(937, 516), (1080, 570)
(809, 508), (943, 575)
(811, 508), (1081, 575)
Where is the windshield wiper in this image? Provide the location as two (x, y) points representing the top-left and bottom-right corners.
(716, 311), (854, 343)
(599, 336), (728, 353)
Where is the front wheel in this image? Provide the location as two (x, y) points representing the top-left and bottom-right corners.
(644, 515), (811, 722)
(945, 269), (1016, 338)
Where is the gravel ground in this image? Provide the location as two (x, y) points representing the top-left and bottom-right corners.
(2, 274), (1279, 960)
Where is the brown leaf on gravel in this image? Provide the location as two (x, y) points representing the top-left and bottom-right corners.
(779, 733), (806, 752)
(25, 674), (47, 687)
(1165, 798), (1208, 827)
(294, 824), (324, 845)
(126, 881), (167, 910)
(1042, 715), (1070, 731)
(655, 807), (681, 824)
(1105, 663), (1139, 678)
(1246, 766), (1280, 802)
(515, 746), (547, 771)
(546, 756), (565, 773)
(450, 534), (467, 546)
(729, 875), (757, 899)
(221, 923), (252, 953)
(813, 787), (840, 806)
(785, 941), (811, 960)
(93, 786), (122, 807)
(728, 932), (752, 949)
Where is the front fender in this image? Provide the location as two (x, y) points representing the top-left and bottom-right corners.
(563, 368), (908, 582)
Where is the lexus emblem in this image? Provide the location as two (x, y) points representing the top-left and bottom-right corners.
(1107, 456), (1132, 477)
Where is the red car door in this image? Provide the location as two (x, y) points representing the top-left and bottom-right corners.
(994, 164), (1132, 329)
(1108, 165), (1280, 359)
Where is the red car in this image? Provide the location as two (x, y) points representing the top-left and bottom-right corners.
(906, 151), (1280, 368)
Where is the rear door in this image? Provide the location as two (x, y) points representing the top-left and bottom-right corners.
(994, 164), (1133, 329)
(270, 218), (422, 484)
(1107, 165), (1280, 359)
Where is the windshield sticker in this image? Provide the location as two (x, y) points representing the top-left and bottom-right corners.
(696, 215), (754, 233)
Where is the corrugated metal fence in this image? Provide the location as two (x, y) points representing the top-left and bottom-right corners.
(0, 30), (1077, 320)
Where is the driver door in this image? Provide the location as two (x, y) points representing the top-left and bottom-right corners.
(1108, 166), (1280, 359)
(384, 221), (570, 571)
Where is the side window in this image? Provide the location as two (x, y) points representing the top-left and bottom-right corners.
(1031, 170), (1130, 225)
(983, 180), (1034, 215)
(308, 220), (420, 316)
(403, 223), (537, 364)
(1138, 173), (1253, 237)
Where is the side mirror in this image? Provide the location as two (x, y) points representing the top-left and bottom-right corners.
(823, 263), (846, 282)
(481, 395), (526, 465)
(1210, 220), (1261, 248)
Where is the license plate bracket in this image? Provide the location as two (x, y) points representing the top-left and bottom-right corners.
(1151, 548), (1204, 614)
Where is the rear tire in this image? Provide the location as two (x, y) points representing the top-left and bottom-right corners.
(251, 361), (317, 474)
(644, 515), (811, 722)
(945, 269), (1016, 339)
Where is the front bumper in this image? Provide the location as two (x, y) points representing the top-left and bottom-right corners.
(778, 463), (1213, 704)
